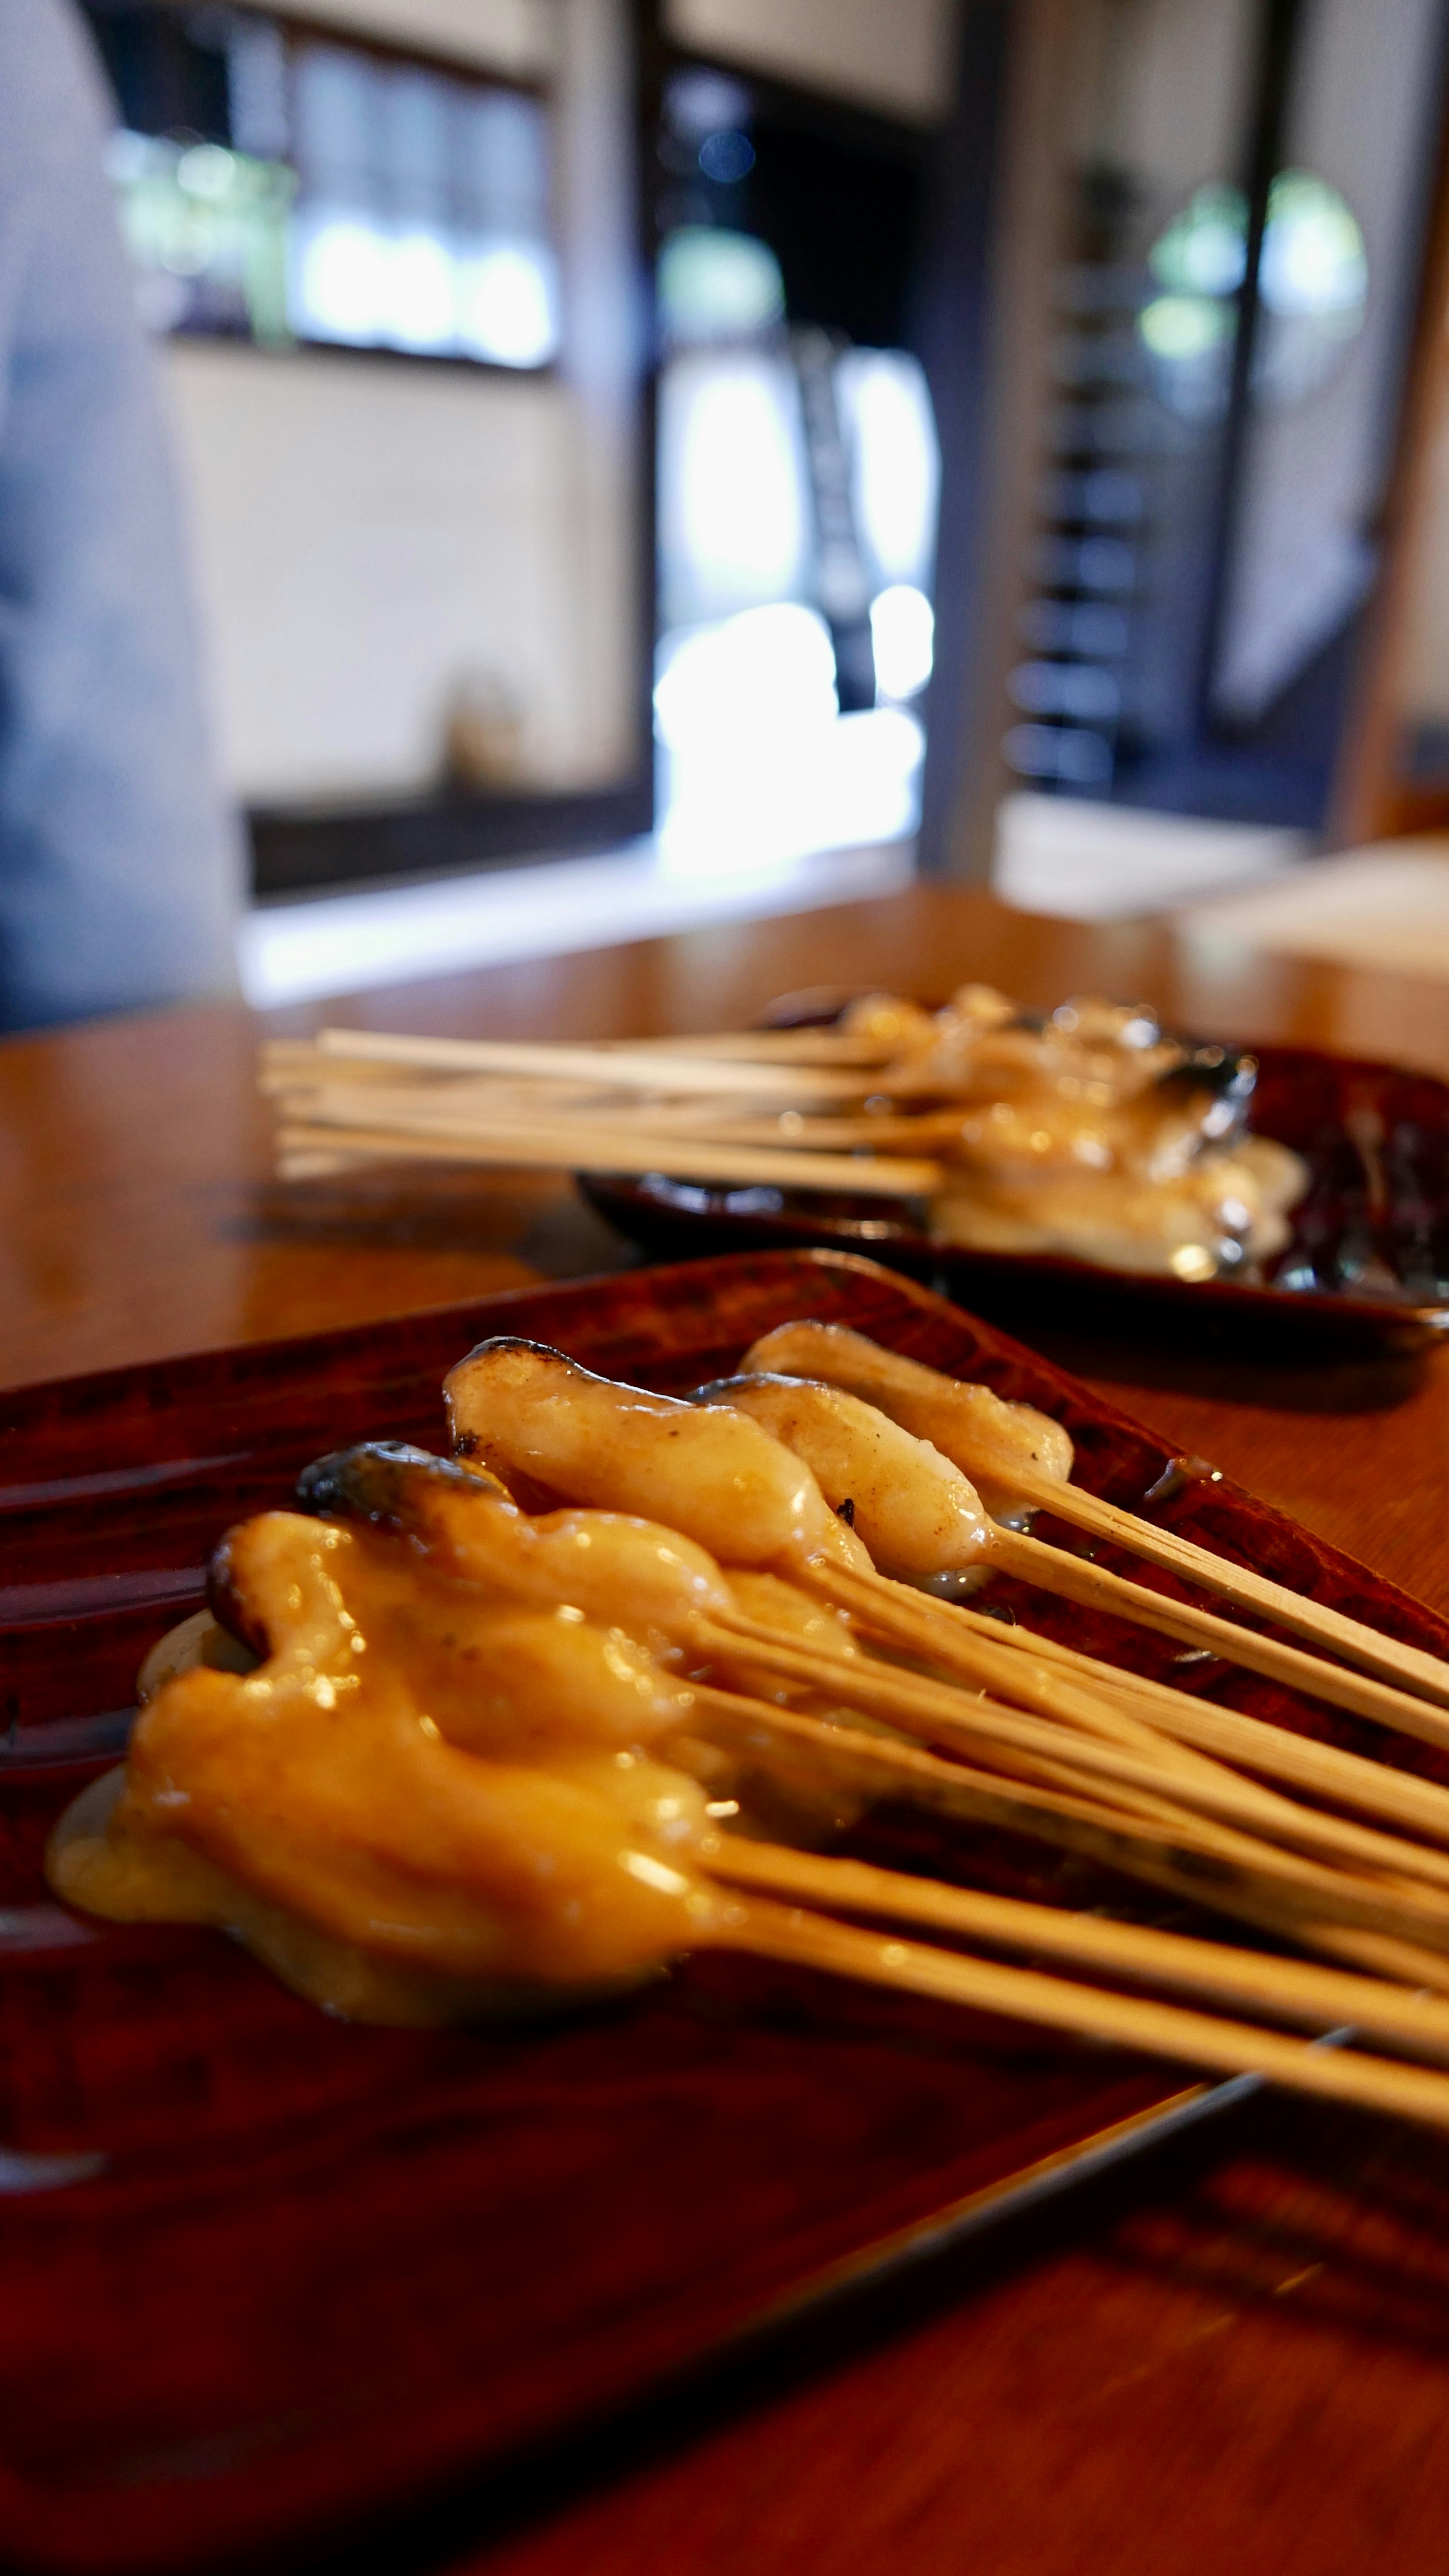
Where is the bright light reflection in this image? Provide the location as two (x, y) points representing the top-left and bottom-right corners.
(655, 606), (923, 875)
(1142, 168), (1367, 414)
(658, 227), (784, 344)
(1259, 173), (1366, 319)
(386, 229), (456, 351)
(177, 143), (237, 200)
(659, 704), (924, 875)
(659, 354), (809, 616)
(457, 242), (558, 367)
(291, 214), (387, 343)
(1149, 183), (1248, 298)
(1140, 294), (1234, 360)
(870, 584), (934, 700)
(288, 212), (558, 363)
(836, 351), (940, 591)
(654, 604), (837, 752)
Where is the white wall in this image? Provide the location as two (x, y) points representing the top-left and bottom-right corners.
(291, 0), (557, 77)
(168, 345), (609, 801)
(665, 0), (957, 125)
(163, 0), (640, 809)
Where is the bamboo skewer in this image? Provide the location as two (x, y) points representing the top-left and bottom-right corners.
(275, 1119), (941, 1197)
(794, 1546), (1449, 1813)
(598, 1028), (906, 1065)
(267, 1071), (968, 1155)
(695, 1630), (1449, 1993)
(923, 1595), (1449, 1851)
(685, 1688), (1449, 1970)
(276, 1082), (952, 1172)
(1304, 1925), (1449, 1993)
(798, 1563), (1449, 1850)
(705, 1837), (1449, 2067)
(731, 1328), (1449, 1722)
(690, 1687), (1257, 1870)
(288, 1021), (908, 1066)
(983, 1527), (1449, 1752)
(750, 1573), (1243, 1781)
(309, 1027), (876, 1104)
(722, 1895), (1449, 2135)
(1006, 1467), (1449, 1716)
(698, 1616), (1449, 1935)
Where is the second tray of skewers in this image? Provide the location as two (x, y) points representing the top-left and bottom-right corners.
(264, 986), (1449, 1344)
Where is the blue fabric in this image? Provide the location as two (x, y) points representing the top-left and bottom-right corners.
(0, 0), (240, 1030)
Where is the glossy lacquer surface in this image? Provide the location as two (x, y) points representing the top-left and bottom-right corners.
(5, 1250), (1449, 2575)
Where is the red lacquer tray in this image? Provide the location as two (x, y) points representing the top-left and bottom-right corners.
(5, 1250), (1449, 2576)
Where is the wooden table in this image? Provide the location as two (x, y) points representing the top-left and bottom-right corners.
(6, 883), (1449, 2574)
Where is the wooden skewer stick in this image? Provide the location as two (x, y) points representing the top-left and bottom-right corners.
(762, 1561), (1352, 1830)
(1006, 1466), (1449, 1718)
(721, 1895), (1449, 2135)
(264, 1063), (889, 1126)
(705, 1837), (1449, 2068)
(696, 1616), (1449, 1938)
(1308, 1924), (1449, 1994)
(725, 1572), (1241, 1781)
(691, 1685), (1259, 1868)
(733, 1329), (1449, 1720)
(734, 1693), (1449, 1997)
(311, 1027), (876, 1104)
(263, 1033), (897, 1075)
(702, 1606), (1449, 1937)
(275, 1120), (941, 1198)
(272, 1079), (965, 1155)
(262, 1067), (681, 1116)
(279, 1150), (373, 1181)
(684, 1687), (1448, 1966)
(605, 1028), (904, 1065)
(918, 1589), (1449, 1853)
(793, 1561), (1449, 1853)
(983, 1525), (1449, 1754)
(704, 1580), (1286, 1831)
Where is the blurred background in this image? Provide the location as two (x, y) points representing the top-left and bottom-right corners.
(71, 0), (1449, 1001)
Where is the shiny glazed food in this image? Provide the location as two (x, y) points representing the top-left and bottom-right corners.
(49, 1504), (735, 2024)
(47, 1325), (1449, 2153)
(851, 985), (1307, 1280)
(45, 1326), (1063, 2019)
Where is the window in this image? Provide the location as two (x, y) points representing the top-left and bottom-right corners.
(85, 6), (558, 369)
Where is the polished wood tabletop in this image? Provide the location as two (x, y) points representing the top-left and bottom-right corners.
(6, 880), (1449, 2575)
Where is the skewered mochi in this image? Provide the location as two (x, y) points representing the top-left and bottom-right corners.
(835, 989), (939, 1050)
(48, 1453), (898, 2019)
(48, 1395), (1449, 2131)
(444, 1339), (871, 1573)
(293, 1444), (877, 1753)
(293, 1442), (737, 1660)
(49, 1510), (733, 2024)
(294, 1450), (894, 1842)
(866, 986), (1307, 1280)
(691, 1373), (993, 1583)
(740, 1320), (1072, 1519)
(886, 989), (1182, 1104)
